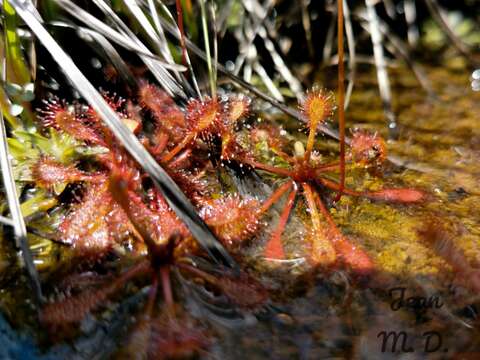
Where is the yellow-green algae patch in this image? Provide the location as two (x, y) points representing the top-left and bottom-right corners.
(339, 65), (480, 278)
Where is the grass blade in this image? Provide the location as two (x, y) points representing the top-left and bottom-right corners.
(53, 22), (137, 87)
(3, 0), (30, 84)
(336, 0), (346, 200)
(365, 0), (397, 138)
(123, 0), (165, 55)
(157, 0), (202, 99)
(126, 0), (197, 97)
(323, 9), (337, 64)
(199, 0), (215, 96)
(404, 0), (419, 47)
(57, 0), (186, 98)
(124, 0), (192, 95)
(0, 215), (15, 227)
(47, 19), (185, 73)
(147, 0), (175, 64)
(300, 0), (314, 59)
(234, 0), (275, 75)
(209, 1), (218, 92)
(343, 0), (356, 109)
(243, 0), (303, 99)
(372, 16), (435, 98)
(253, 60), (284, 101)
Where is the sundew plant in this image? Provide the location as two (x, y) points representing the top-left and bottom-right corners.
(0, 0), (480, 358)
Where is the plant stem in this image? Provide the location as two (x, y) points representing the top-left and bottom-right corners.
(264, 184), (297, 260)
(175, 0), (188, 68)
(336, 0), (346, 202)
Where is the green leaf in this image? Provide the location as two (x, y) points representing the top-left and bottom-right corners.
(3, 1), (31, 85)
(20, 189), (57, 218)
(14, 128), (81, 164)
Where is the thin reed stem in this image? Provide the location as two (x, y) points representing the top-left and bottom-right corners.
(336, 0), (346, 201)
(175, 0), (188, 68)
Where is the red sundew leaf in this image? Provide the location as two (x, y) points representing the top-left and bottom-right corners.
(328, 232), (375, 275)
(101, 91), (126, 113)
(106, 201), (141, 245)
(32, 157), (104, 187)
(40, 286), (110, 326)
(220, 132), (252, 162)
(185, 97), (223, 139)
(300, 87), (335, 129)
(145, 188), (190, 238)
(111, 177), (190, 247)
(80, 92), (126, 121)
(138, 82), (186, 141)
(58, 183), (119, 257)
(167, 148), (193, 170)
(40, 261), (150, 326)
(308, 191), (374, 273)
(418, 220), (480, 293)
(350, 130), (387, 166)
(182, 263), (268, 309)
(263, 185), (297, 261)
(305, 224), (374, 274)
(199, 195), (260, 247)
(364, 188), (426, 203)
(138, 83), (181, 122)
(305, 225), (337, 266)
(111, 151), (143, 191)
(167, 169), (207, 204)
(83, 92), (142, 135)
(148, 316), (209, 358)
(39, 98), (106, 146)
(146, 131), (169, 160)
(263, 236), (286, 260)
(56, 271), (114, 293)
(224, 95), (251, 124)
(38, 98), (67, 130)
